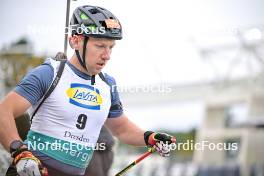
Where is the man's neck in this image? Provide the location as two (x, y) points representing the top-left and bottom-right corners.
(69, 55), (92, 76)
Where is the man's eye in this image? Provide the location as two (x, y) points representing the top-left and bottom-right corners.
(96, 45), (104, 48)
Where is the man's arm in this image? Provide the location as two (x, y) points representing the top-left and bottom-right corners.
(105, 113), (145, 146)
(106, 113), (176, 158)
(0, 91), (31, 151)
(0, 59), (54, 151)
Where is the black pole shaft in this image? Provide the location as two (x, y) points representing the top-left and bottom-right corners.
(115, 162), (136, 176)
(64, 0), (71, 54)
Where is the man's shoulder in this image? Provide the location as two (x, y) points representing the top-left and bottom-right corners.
(28, 58), (53, 75)
(14, 58), (57, 105)
(102, 73), (117, 86)
(43, 57), (61, 69)
(31, 57), (65, 76)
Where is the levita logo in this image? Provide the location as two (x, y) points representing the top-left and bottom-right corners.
(66, 83), (103, 110)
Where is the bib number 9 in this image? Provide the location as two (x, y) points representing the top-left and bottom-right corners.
(76, 114), (87, 129)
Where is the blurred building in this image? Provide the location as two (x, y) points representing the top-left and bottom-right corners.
(0, 37), (34, 97)
(193, 78), (264, 176)
(0, 38), (33, 55)
(192, 27), (264, 176)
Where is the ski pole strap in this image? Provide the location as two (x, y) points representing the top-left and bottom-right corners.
(30, 60), (66, 123)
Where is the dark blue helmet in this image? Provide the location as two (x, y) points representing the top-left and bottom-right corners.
(70, 5), (122, 40)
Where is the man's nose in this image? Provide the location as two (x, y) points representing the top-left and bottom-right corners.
(101, 48), (111, 60)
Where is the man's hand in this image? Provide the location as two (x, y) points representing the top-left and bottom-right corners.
(144, 131), (176, 157)
(13, 150), (48, 176)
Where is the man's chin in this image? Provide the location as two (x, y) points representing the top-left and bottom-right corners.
(92, 70), (101, 75)
(89, 66), (104, 75)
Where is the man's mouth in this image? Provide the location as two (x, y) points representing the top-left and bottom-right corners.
(96, 63), (105, 69)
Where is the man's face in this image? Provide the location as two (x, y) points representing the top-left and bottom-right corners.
(82, 37), (116, 75)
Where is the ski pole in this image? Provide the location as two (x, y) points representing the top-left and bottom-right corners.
(64, 0), (71, 54)
(64, 0), (78, 54)
(115, 147), (156, 176)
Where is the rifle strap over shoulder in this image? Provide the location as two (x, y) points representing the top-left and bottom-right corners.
(30, 59), (66, 123)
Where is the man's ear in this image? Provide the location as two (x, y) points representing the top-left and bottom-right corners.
(69, 35), (84, 50)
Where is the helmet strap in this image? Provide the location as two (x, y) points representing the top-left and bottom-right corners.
(75, 50), (85, 69)
(82, 37), (88, 69)
(75, 37), (96, 85)
(75, 37), (89, 71)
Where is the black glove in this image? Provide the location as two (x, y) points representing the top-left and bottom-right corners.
(144, 131), (176, 157)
